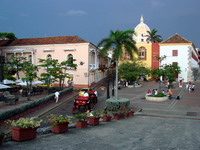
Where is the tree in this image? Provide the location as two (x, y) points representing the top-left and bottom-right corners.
(0, 32), (17, 40)
(21, 61), (38, 101)
(119, 61), (150, 84)
(38, 58), (77, 91)
(146, 29), (162, 43)
(5, 55), (26, 79)
(97, 29), (138, 100)
(151, 64), (181, 91)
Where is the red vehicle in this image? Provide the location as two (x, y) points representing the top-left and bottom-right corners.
(72, 91), (98, 114)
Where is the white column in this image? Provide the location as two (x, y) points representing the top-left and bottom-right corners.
(31, 51), (34, 64)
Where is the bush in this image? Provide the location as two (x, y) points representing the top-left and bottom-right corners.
(154, 93), (165, 97)
(0, 87), (73, 122)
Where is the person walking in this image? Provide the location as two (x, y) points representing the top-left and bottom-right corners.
(192, 84), (195, 91)
(55, 91), (60, 103)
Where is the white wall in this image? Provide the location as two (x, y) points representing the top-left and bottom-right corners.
(160, 45), (190, 82)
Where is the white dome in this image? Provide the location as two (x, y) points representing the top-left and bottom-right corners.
(133, 16), (151, 42)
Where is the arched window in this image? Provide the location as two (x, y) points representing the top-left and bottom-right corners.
(28, 55), (32, 63)
(47, 54), (52, 60)
(67, 54), (73, 63)
(139, 47), (146, 60)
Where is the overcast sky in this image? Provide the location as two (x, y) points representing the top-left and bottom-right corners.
(0, 0), (200, 48)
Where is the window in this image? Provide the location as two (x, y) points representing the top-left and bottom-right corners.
(28, 55), (32, 63)
(124, 52), (130, 60)
(47, 54), (52, 60)
(67, 54), (73, 63)
(172, 50), (178, 56)
(141, 39), (144, 42)
(139, 47), (146, 60)
(172, 62), (178, 66)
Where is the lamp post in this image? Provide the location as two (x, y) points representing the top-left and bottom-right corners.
(0, 55), (5, 83)
(107, 79), (110, 99)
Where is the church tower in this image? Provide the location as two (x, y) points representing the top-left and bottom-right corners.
(133, 15), (151, 43)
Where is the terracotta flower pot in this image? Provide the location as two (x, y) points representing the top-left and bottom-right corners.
(88, 117), (100, 126)
(114, 115), (120, 120)
(0, 135), (4, 145)
(129, 112), (134, 116)
(125, 113), (130, 117)
(102, 116), (112, 122)
(51, 122), (69, 133)
(12, 127), (38, 141)
(76, 121), (87, 128)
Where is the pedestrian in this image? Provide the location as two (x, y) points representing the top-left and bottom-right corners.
(185, 83), (189, 91)
(155, 89), (158, 95)
(168, 89), (173, 100)
(192, 84), (195, 91)
(179, 77), (183, 88)
(162, 90), (166, 96)
(55, 91), (60, 103)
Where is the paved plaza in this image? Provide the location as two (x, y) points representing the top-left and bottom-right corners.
(1, 80), (200, 149)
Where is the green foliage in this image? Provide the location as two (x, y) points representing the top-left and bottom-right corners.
(0, 87), (72, 122)
(38, 58), (77, 90)
(4, 55), (27, 79)
(6, 117), (42, 128)
(0, 32), (17, 39)
(119, 61), (150, 82)
(154, 93), (165, 97)
(47, 114), (71, 127)
(73, 113), (87, 121)
(147, 29), (162, 43)
(97, 29), (138, 100)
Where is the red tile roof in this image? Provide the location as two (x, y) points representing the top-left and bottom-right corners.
(0, 36), (89, 46)
(162, 33), (191, 43)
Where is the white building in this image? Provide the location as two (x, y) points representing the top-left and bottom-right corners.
(159, 33), (199, 82)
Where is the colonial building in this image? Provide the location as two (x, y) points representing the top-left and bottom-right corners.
(121, 15), (159, 69)
(159, 33), (199, 82)
(0, 36), (111, 88)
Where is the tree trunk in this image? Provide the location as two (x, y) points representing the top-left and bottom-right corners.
(115, 60), (119, 100)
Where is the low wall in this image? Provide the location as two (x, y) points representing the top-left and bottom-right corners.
(145, 95), (168, 102)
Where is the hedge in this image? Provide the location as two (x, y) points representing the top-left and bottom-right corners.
(0, 87), (73, 122)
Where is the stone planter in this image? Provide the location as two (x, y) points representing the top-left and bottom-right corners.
(76, 121), (87, 128)
(51, 122), (68, 133)
(145, 95), (168, 102)
(12, 127), (38, 141)
(102, 116), (112, 122)
(88, 117), (100, 126)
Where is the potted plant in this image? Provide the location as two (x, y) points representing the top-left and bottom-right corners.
(112, 110), (125, 120)
(87, 110), (101, 126)
(6, 117), (42, 141)
(100, 110), (112, 122)
(47, 114), (71, 133)
(74, 113), (87, 128)
(0, 131), (4, 145)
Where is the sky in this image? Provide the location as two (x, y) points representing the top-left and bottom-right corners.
(0, 0), (200, 48)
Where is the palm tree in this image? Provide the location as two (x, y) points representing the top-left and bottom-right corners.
(97, 29), (138, 100)
(146, 29), (162, 43)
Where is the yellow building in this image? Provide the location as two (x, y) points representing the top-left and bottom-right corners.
(121, 15), (153, 69)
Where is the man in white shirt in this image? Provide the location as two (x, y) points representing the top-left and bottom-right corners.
(55, 91), (60, 103)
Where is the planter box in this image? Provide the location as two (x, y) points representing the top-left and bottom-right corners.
(145, 95), (168, 102)
(12, 127), (38, 141)
(114, 115), (120, 120)
(88, 117), (100, 126)
(51, 122), (68, 133)
(102, 116), (112, 122)
(76, 121), (87, 128)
